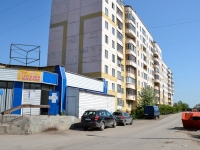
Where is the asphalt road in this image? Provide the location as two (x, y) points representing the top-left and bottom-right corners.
(0, 113), (199, 150)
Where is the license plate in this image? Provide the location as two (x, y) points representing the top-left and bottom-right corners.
(145, 114), (148, 115)
(85, 118), (91, 121)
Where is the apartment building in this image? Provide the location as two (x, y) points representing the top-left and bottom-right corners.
(47, 0), (174, 111)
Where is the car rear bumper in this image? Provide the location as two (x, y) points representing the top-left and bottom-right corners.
(81, 121), (101, 128)
(116, 119), (125, 124)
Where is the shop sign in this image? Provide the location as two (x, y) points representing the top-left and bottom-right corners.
(17, 70), (42, 82)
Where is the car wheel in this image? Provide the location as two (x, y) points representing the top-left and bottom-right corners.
(123, 121), (126, 126)
(112, 120), (116, 128)
(99, 122), (105, 131)
(154, 116), (157, 120)
(130, 120), (133, 125)
(83, 127), (88, 131)
(157, 115), (160, 119)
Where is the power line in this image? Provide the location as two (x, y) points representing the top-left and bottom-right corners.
(0, 0), (28, 14)
(148, 16), (200, 27)
(149, 19), (200, 29)
(0, 10), (50, 35)
(162, 36), (200, 47)
(173, 85), (200, 95)
(0, 0), (45, 23)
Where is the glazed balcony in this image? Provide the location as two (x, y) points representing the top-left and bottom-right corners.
(126, 83), (135, 89)
(125, 23), (136, 39)
(126, 60), (137, 68)
(126, 95), (136, 101)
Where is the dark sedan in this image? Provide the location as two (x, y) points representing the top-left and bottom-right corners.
(81, 109), (117, 131)
(112, 112), (133, 126)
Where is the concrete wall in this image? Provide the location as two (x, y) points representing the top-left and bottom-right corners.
(0, 115), (80, 135)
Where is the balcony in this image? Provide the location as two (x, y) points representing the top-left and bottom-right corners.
(116, 0), (123, 7)
(117, 51), (124, 60)
(117, 7), (123, 21)
(126, 72), (135, 79)
(154, 78), (160, 83)
(125, 24), (136, 39)
(126, 49), (136, 57)
(126, 83), (135, 89)
(168, 87), (172, 92)
(154, 57), (160, 63)
(154, 86), (159, 90)
(154, 71), (159, 76)
(153, 48), (161, 57)
(126, 60), (137, 68)
(126, 38), (136, 46)
(126, 95), (136, 101)
(154, 62), (159, 68)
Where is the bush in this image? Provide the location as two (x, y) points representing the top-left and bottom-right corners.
(135, 106), (144, 119)
(130, 109), (136, 119)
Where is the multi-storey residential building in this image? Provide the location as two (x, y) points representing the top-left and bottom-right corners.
(47, 0), (174, 111)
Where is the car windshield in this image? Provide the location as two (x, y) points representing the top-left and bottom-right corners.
(83, 111), (96, 116)
(113, 112), (122, 116)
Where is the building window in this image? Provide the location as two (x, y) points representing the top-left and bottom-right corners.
(126, 66), (135, 73)
(112, 2), (115, 10)
(112, 14), (115, 22)
(121, 64), (124, 71)
(144, 73), (147, 80)
(125, 13), (135, 24)
(117, 30), (123, 41)
(105, 50), (108, 59)
(117, 43), (123, 53)
(105, 65), (108, 74)
(105, 21), (108, 29)
(117, 7), (123, 18)
(112, 83), (115, 91)
(138, 70), (140, 76)
(121, 88), (124, 94)
(117, 84), (121, 93)
(112, 68), (115, 77)
(126, 76), (135, 84)
(106, 81), (108, 87)
(126, 88), (136, 95)
(112, 54), (115, 63)
(117, 71), (121, 79)
(112, 27), (115, 35)
(112, 40), (115, 49)
(138, 81), (140, 86)
(126, 43), (136, 53)
(126, 54), (136, 63)
(126, 23), (136, 33)
(117, 98), (124, 106)
(117, 57), (122, 67)
(105, 0), (108, 4)
(105, 7), (108, 16)
(121, 76), (124, 82)
(105, 35), (108, 44)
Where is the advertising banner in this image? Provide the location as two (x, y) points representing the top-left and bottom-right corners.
(17, 70), (42, 83)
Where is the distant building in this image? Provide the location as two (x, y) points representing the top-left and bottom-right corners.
(47, 0), (174, 111)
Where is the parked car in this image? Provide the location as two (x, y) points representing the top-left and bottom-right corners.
(144, 106), (160, 119)
(81, 109), (117, 131)
(112, 112), (133, 126)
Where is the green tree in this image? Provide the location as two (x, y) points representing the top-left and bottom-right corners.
(173, 101), (189, 111)
(139, 86), (156, 107)
(194, 103), (200, 111)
